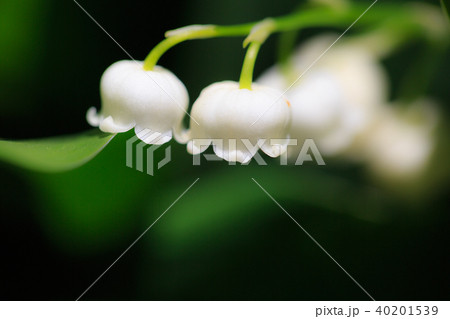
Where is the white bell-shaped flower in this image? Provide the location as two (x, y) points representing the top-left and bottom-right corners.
(258, 34), (388, 156)
(87, 60), (189, 144)
(186, 81), (291, 163)
(362, 100), (438, 180)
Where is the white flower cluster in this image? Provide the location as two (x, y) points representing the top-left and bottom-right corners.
(258, 34), (388, 157)
(88, 34), (439, 179)
(257, 34), (438, 179)
(88, 61), (292, 164)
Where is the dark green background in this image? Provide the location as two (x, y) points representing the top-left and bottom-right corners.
(0, 0), (449, 300)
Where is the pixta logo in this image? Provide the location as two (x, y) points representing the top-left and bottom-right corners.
(192, 138), (325, 166)
(126, 133), (325, 176)
(126, 129), (171, 176)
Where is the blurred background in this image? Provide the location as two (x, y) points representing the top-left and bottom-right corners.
(0, 0), (449, 300)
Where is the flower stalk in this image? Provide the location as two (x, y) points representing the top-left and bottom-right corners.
(239, 19), (275, 90)
(239, 42), (261, 90)
(143, 2), (399, 70)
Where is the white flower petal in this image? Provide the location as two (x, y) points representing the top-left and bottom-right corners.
(187, 139), (212, 155)
(173, 122), (191, 144)
(186, 81), (291, 163)
(257, 33), (388, 158)
(260, 141), (288, 158)
(86, 107), (102, 127)
(363, 102), (438, 179)
(87, 60), (189, 144)
(134, 126), (173, 145)
(99, 115), (135, 133)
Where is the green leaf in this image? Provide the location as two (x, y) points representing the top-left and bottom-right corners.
(442, 0), (450, 22)
(30, 131), (153, 254)
(0, 129), (115, 172)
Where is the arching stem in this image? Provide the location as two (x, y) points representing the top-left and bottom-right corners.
(239, 42), (261, 90)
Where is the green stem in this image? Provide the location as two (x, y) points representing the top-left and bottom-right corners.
(142, 2), (447, 70)
(143, 37), (190, 71)
(239, 42), (261, 90)
(142, 3), (383, 70)
(143, 27), (220, 70)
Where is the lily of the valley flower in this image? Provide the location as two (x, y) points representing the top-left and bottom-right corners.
(258, 34), (388, 156)
(186, 81), (291, 163)
(362, 100), (438, 180)
(87, 60), (188, 144)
